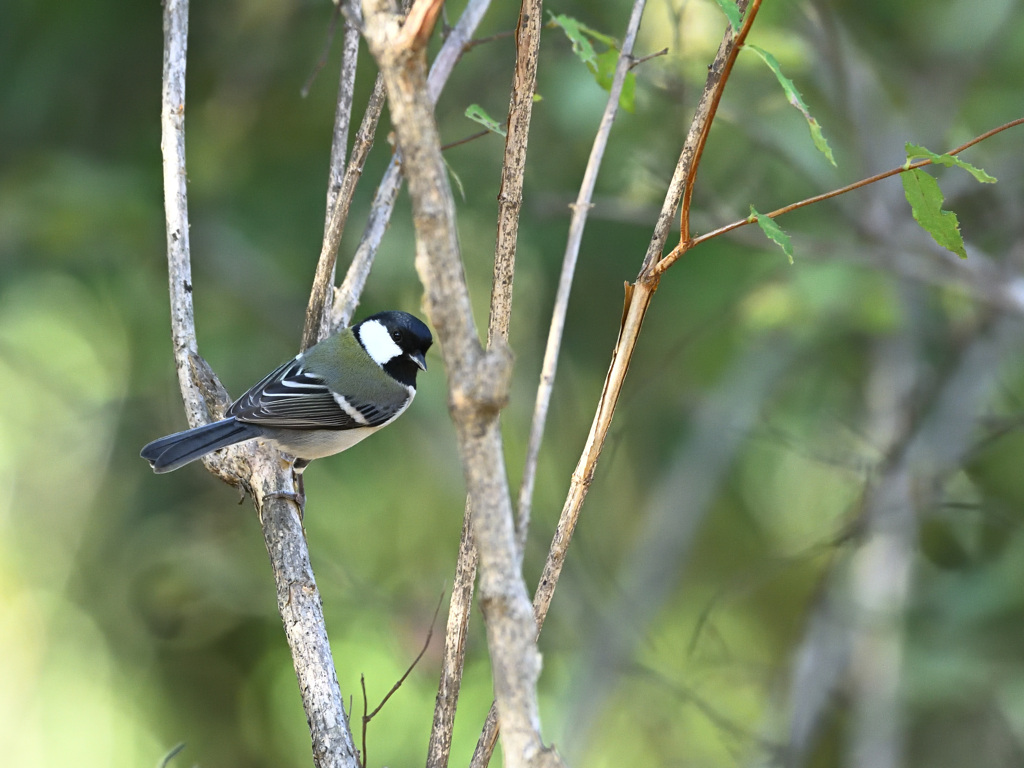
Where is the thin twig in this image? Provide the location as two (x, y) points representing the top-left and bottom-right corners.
(462, 29), (516, 53)
(360, 675), (369, 768)
(515, 0), (647, 556)
(440, 129), (491, 151)
(359, 595), (443, 768)
(322, 71), (389, 332)
(329, 0), (495, 335)
(654, 116), (1024, 272)
(302, 3), (345, 99)
(675, 0), (761, 252)
(301, 13), (363, 349)
(157, 743), (186, 768)
(630, 47), (668, 69)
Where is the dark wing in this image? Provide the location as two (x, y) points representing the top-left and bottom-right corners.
(226, 358), (406, 430)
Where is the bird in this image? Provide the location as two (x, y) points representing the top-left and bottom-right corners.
(141, 310), (432, 474)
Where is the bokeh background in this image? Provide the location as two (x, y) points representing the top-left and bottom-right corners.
(3, 0), (1024, 766)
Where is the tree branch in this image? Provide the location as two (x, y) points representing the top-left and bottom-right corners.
(302, 11), (364, 350)
(160, 3), (358, 766)
(328, 0), (494, 332)
(360, 1), (562, 766)
(427, 2), (543, 765)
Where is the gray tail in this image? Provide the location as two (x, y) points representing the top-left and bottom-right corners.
(141, 418), (261, 473)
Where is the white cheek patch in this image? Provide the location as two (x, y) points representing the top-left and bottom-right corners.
(357, 319), (403, 366)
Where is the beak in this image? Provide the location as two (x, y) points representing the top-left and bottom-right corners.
(410, 350), (428, 371)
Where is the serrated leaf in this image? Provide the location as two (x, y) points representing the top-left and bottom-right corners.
(713, 0), (742, 31)
(589, 48), (636, 113)
(901, 168), (967, 259)
(464, 104), (506, 137)
(550, 13), (598, 68)
(748, 206), (794, 264)
(746, 45), (836, 167)
(905, 142), (997, 183)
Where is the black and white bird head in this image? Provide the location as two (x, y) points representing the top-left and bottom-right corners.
(355, 310), (433, 387)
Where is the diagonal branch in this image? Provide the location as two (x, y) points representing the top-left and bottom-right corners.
(328, 0), (495, 333)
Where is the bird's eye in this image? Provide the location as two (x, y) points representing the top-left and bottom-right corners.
(391, 330), (403, 343)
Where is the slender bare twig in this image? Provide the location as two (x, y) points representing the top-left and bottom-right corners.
(654, 116), (1024, 272)
(301, 14), (363, 350)
(158, 743), (186, 768)
(516, 0), (647, 555)
(426, 500), (478, 768)
(359, 593), (444, 768)
(324, 15), (363, 220)
(329, 0), (495, 334)
(440, 129), (491, 151)
(462, 29), (516, 53)
(302, 3), (345, 99)
(322, 72), (389, 330)
(361, 1), (562, 766)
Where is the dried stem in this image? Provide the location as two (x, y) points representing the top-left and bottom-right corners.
(526, 0), (761, 707)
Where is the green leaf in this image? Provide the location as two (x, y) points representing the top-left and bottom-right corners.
(713, 0), (742, 31)
(590, 48), (636, 113)
(746, 45), (836, 167)
(549, 14), (598, 68)
(464, 104), (506, 137)
(549, 13), (634, 112)
(748, 206), (794, 264)
(905, 142), (997, 183)
(901, 168), (967, 259)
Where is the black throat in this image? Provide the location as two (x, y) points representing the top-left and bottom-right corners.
(384, 357), (419, 389)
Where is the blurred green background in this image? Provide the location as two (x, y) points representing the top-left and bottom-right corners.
(3, 0), (1024, 766)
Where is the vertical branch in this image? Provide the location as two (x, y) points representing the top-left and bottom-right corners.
(160, 0), (204, 428)
(487, 0), (542, 348)
(425, 499), (479, 768)
(428, 3), (543, 766)
(160, 1), (358, 766)
(253, 479), (361, 768)
(360, 1), (562, 766)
